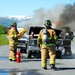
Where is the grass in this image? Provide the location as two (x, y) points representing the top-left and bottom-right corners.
(0, 34), (9, 46)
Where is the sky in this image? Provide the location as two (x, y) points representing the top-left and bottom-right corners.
(0, 0), (74, 17)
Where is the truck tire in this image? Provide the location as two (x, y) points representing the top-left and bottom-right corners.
(56, 50), (62, 59)
(36, 51), (41, 58)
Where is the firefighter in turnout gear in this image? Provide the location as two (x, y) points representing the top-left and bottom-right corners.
(8, 22), (20, 61)
(37, 20), (58, 70)
(63, 32), (73, 55)
(60, 26), (74, 56)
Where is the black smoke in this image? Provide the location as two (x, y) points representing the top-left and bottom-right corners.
(18, 3), (75, 31)
(59, 3), (75, 31)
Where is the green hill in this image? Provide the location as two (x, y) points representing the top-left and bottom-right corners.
(0, 34), (9, 46)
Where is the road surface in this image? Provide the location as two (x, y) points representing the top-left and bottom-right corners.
(0, 38), (75, 75)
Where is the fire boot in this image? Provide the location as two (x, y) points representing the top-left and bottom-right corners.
(50, 64), (57, 70)
(42, 67), (47, 70)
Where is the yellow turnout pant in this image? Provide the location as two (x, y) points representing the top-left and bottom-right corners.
(9, 45), (17, 60)
(41, 45), (56, 68)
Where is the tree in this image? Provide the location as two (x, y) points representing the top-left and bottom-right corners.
(0, 25), (7, 34)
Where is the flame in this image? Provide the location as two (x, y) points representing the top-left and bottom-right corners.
(55, 21), (62, 27)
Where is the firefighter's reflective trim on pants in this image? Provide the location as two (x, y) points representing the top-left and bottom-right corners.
(10, 41), (19, 44)
(42, 44), (54, 46)
(42, 63), (47, 68)
(50, 60), (55, 64)
(9, 58), (16, 61)
(9, 51), (16, 60)
(12, 58), (16, 61)
(9, 57), (16, 60)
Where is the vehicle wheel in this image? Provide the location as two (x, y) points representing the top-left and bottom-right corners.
(56, 50), (61, 59)
(36, 51), (41, 58)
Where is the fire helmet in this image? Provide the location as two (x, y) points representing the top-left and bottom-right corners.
(11, 22), (17, 27)
(44, 20), (52, 26)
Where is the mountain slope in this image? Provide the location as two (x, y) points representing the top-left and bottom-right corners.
(0, 16), (32, 27)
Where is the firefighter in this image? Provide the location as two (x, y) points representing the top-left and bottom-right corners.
(8, 22), (20, 61)
(63, 32), (73, 55)
(37, 20), (58, 70)
(60, 27), (74, 56)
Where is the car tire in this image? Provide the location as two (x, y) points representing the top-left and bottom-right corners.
(56, 50), (62, 59)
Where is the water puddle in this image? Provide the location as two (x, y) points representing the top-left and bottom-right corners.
(0, 72), (21, 75)
(0, 69), (42, 75)
(0, 56), (8, 60)
(0, 73), (9, 75)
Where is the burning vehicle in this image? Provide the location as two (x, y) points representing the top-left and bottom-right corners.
(17, 26), (64, 59)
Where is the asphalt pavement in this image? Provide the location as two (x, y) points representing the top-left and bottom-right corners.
(0, 38), (75, 75)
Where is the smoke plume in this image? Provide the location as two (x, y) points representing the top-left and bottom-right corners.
(18, 3), (75, 31)
(59, 3), (75, 31)
(18, 5), (64, 29)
